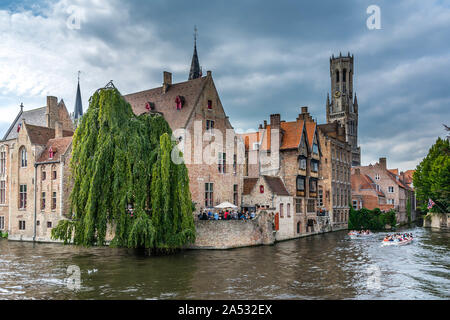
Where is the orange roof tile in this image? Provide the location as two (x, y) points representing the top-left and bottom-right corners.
(37, 136), (73, 162)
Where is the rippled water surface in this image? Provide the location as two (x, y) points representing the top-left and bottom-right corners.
(0, 226), (449, 299)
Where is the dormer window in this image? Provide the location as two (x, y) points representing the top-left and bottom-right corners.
(145, 101), (155, 111)
(253, 142), (260, 151)
(313, 142), (319, 155)
(175, 96), (184, 110)
(207, 100), (212, 110)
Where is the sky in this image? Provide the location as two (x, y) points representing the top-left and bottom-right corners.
(0, 0), (449, 172)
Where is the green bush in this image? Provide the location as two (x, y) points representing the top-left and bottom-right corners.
(348, 207), (396, 230)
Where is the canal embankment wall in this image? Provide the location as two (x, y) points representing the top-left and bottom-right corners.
(189, 211), (275, 249)
(423, 213), (450, 230)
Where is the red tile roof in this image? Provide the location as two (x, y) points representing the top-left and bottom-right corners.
(243, 178), (259, 195)
(250, 119), (312, 151)
(351, 170), (385, 197)
(37, 136), (73, 162)
(262, 176), (290, 196)
(25, 123), (73, 146)
(124, 76), (208, 131)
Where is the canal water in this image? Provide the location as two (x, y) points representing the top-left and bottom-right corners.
(0, 225), (448, 300)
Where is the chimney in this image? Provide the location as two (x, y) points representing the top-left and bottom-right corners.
(297, 106), (311, 121)
(55, 121), (63, 138)
(301, 106), (308, 114)
(263, 120), (267, 128)
(46, 96), (58, 128)
(162, 71), (172, 94)
(270, 114), (281, 129)
(207, 70), (212, 77)
(379, 157), (387, 170)
(355, 168), (360, 175)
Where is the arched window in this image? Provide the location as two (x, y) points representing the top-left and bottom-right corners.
(343, 69), (347, 82)
(297, 222), (301, 234)
(336, 70), (340, 83)
(20, 147), (27, 168)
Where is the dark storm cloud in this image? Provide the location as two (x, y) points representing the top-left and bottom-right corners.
(0, 0), (448, 171)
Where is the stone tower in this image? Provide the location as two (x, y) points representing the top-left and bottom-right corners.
(326, 52), (361, 166)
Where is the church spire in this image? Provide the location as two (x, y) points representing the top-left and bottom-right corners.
(188, 26), (201, 80)
(74, 71), (83, 121)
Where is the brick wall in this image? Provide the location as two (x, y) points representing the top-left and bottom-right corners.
(190, 211), (274, 249)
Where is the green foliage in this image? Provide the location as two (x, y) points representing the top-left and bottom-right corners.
(0, 231), (8, 238)
(348, 207), (396, 230)
(51, 86), (195, 250)
(406, 198), (412, 224)
(414, 137), (450, 214)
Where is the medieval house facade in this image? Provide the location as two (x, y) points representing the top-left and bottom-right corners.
(354, 157), (415, 223)
(0, 96), (75, 241)
(124, 41), (244, 211)
(318, 122), (352, 230)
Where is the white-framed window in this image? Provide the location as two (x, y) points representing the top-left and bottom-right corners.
(318, 189), (323, 207)
(0, 216), (4, 230)
(19, 220), (26, 230)
(352, 200), (358, 210)
(295, 198), (302, 213)
(52, 192), (57, 210)
(280, 203), (284, 218)
(205, 183), (213, 207)
(206, 119), (215, 131)
(0, 180), (5, 204)
(253, 142), (260, 151)
(388, 186), (394, 193)
(387, 199), (395, 205)
(19, 184), (27, 209)
(298, 156), (307, 170)
(20, 147), (27, 168)
(0, 147), (6, 175)
(218, 152), (226, 174)
(375, 174), (380, 181)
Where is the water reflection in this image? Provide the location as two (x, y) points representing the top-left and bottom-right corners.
(0, 226), (448, 300)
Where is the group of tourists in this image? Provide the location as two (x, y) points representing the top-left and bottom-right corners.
(383, 233), (413, 242)
(348, 229), (372, 236)
(198, 209), (256, 221)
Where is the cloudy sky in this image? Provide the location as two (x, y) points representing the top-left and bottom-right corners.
(0, 0), (449, 171)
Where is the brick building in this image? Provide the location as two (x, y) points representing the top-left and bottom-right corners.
(241, 107), (325, 236)
(0, 96), (74, 241)
(351, 167), (392, 211)
(353, 158), (415, 224)
(318, 121), (352, 229)
(242, 175), (294, 241)
(124, 41), (244, 212)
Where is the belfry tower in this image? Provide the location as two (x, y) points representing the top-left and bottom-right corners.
(326, 52), (361, 166)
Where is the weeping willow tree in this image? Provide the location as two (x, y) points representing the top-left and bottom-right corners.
(51, 84), (196, 251)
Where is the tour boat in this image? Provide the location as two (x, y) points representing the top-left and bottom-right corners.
(382, 237), (413, 246)
(348, 231), (373, 239)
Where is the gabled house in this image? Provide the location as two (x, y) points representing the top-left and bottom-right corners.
(354, 157), (415, 223)
(240, 106), (324, 235)
(124, 64), (244, 211)
(0, 96), (75, 241)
